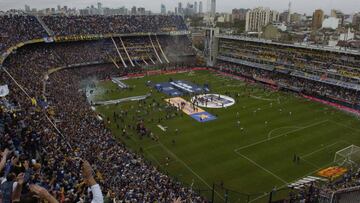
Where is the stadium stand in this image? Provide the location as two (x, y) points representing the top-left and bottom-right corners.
(288, 169), (360, 202)
(41, 15), (187, 36)
(0, 14), (202, 202)
(1, 13), (360, 202)
(0, 15), (48, 53)
(216, 37), (360, 110)
(215, 61), (360, 109)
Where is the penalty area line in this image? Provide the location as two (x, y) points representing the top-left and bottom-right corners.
(247, 139), (343, 203)
(300, 140), (351, 159)
(248, 157), (336, 203)
(234, 150), (288, 184)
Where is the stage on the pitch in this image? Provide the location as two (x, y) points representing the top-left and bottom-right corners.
(165, 97), (217, 122)
(154, 80), (209, 96)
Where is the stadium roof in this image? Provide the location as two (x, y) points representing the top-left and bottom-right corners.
(217, 34), (360, 56)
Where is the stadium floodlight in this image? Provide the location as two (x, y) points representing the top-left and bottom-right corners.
(334, 145), (360, 167)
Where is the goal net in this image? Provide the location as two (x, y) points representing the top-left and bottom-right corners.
(334, 145), (360, 167)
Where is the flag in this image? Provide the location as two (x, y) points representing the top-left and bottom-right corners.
(31, 98), (37, 106)
(0, 85), (9, 97)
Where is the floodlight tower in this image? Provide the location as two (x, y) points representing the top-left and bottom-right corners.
(204, 27), (219, 66)
(287, 1), (292, 24)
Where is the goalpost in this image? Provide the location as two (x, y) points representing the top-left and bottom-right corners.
(334, 145), (360, 167)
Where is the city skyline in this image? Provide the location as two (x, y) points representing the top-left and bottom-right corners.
(0, 0), (359, 15)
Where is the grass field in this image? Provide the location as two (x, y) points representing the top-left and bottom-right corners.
(91, 70), (360, 202)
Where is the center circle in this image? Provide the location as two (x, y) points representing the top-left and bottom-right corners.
(191, 94), (235, 109)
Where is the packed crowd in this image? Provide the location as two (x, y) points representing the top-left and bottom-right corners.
(2, 14), (359, 202)
(219, 38), (360, 83)
(0, 65), (106, 202)
(216, 61), (360, 107)
(47, 65), (204, 201)
(0, 34), (202, 202)
(41, 15), (187, 36)
(2, 35), (195, 100)
(0, 14), (188, 59)
(0, 15), (47, 53)
(289, 168), (360, 202)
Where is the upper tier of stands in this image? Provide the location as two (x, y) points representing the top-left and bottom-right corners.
(0, 15), (188, 56)
(41, 15), (187, 36)
(0, 15), (48, 54)
(217, 37), (360, 95)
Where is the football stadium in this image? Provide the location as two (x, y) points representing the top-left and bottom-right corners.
(1, 6), (360, 203)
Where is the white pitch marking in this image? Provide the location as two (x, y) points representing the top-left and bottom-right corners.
(267, 126), (300, 140)
(158, 142), (225, 200)
(300, 141), (347, 159)
(234, 119), (329, 152)
(234, 150), (288, 184)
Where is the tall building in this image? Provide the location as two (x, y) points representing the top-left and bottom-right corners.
(279, 11), (290, 23)
(232, 8), (248, 21)
(287, 1), (291, 24)
(312, 9), (324, 30)
(97, 2), (103, 15)
(245, 7), (279, 32)
(137, 7), (145, 15)
(210, 0), (216, 17)
(161, 4), (166, 14)
(194, 2), (198, 13)
(353, 13), (360, 30)
(331, 9), (345, 26)
(178, 2), (183, 14)
(290, 13), (302, 23)
(199, 1), (203, 14)
(24, 5), (31, 12)
(183, 3), (195, 16)
(131, 6), (137, 15)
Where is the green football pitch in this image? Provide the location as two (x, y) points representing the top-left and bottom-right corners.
(91, 70), (360, 202)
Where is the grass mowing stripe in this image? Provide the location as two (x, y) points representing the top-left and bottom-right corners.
(157, 142), (225, 200)
(93, 70), (360, 201)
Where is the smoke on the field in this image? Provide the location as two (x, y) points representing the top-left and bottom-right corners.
(80, 77), (103, 103)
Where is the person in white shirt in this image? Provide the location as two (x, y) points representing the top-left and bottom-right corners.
(82, 160), (104, 203)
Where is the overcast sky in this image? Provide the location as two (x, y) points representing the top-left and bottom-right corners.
(0, 0), (359, 15)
